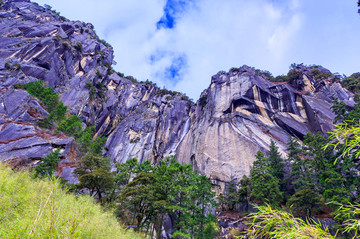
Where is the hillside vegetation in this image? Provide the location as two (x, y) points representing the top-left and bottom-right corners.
(0, 164), (143, 239)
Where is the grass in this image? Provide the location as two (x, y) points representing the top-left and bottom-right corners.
(0, 164), (143, 239)
(246, 204), (333, 239)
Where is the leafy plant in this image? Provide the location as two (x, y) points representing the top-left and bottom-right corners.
(33, 149), (61, 179)
(74, 42), (83, 52)
(247, 204), (334, 239)
(21, 81), (67, 127)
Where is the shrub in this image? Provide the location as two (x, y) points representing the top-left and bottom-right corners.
(198, 93), (208, 108)
(125, 75), (138, 83)
(34, 149), (61, 179)
(4, 61), (11, 69)
(247, 204), (333, 239)
(86, 82), (96, 100)
(342, 73), (360, 92)
(89, 136), (106, 155)
(56, 115), (83, 138)
(229, 67), (240, 73)
(287, 69), (302, 82)
(0, 164), (142, 239)
(74, 42), (83, 52)
(311, 69), (332, 80)
(21, 81), (67, 126)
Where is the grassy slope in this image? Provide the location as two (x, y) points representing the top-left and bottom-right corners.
(0, 164), (143, 239)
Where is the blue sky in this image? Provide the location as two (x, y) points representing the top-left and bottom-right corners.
(33, 0), (360, 99)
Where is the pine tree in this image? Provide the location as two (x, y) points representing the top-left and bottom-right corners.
(224, 176), (238, 210)
(250, 151), (282, 205)
(268, 140), (285, 182)
(74, 154), (114, 201)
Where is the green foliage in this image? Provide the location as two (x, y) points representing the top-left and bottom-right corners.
(118, 156), (217, 238)
(86, 81), (106, 100)
(198, 93), (208, 108)
(342, 73), (360, 92)
(229, 67), (240, 73)
(0, 0), (4, 10)
(34, 149), (61, 179)
(222, 176), (238, 210)
(56, 116), (106, 155)
(237, 175), (251, 206)
(250, 151), (282, 205)
(114, 158), (147, 188)
(247, 204), (334, 239)
(331, 98), (360, 124)
(4, 61), (11, 69)
(287, 69), (302, 82)
(74, 154), (114, 201)
(270, 68), (302, 83)
(311, 69), (333, 80)
(74, 42), (83, 52)
(56, 115), (83, 138)
(268, 140), (285, 183)
(327, 120), (360, 161)
(155, 88), (181, 97)
(333, 202), (360, 238)
(0, 164), (142, 239)
(89, 136), (106, 155)
(21, 81), (67, 127)
(287, 189), (323, 217)
(125, 75), (139, 83)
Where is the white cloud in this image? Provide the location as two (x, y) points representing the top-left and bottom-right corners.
(32, 0), (360, 99)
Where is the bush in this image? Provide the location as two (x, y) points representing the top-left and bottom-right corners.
(21, 81), (67, 126)
(342, 73), (360, 92)
(198, 93), (208, 108)
(56, 115), (83, 138)
(0, 164), (141, 239)
(74, 42), (83, 52)
(311, 69), (332, 80)
(4, 61), (11, 69)
(247, 204), (333, 239)
(86, 82), (96, 100)
(33, 149), (61, 179)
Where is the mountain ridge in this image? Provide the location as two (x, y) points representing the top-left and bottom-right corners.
(0, 0), (355, 191)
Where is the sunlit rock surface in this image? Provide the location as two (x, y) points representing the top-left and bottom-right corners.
(0, 0), (355, 188)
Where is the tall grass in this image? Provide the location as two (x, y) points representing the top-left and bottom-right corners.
(0, 164), (143, 239)
(246, 204), (333, 239)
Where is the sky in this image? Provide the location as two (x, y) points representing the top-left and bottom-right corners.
(33, 0), (360, 100)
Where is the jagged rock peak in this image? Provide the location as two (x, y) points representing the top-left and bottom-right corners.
(0, 0), (356, 192)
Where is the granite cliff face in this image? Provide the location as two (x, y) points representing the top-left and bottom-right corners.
(0, 0), (355, 189)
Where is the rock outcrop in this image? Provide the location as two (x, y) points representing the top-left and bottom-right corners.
(0, 0), (355, 188)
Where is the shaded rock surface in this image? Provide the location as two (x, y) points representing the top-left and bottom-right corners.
(0, 0), (355, 187)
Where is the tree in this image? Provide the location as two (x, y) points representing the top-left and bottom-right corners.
(223, 176), (238, 211)
(56, 115), (83, 138)
(268, 140), (286, 195)
(74, 154), (114, 201)
(250, 151), (282, 205)
(114, 158), (140, 188)
(237, 175), (251, 211)
(119, 172), (157, 231)
(118, 156), (217, 238)
(287, 189), (323, 217)
(268, 140), (285, 181)
(34, 149), (61, 179)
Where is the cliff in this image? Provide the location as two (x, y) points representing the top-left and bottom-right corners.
(0, 0), (355, 190)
